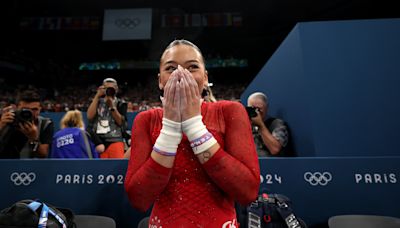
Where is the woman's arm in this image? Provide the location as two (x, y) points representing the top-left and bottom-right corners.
(124, 111), (173, 212)
(202, 101), (260, 205)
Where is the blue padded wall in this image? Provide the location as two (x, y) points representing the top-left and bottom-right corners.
(241, 18), (400, 156)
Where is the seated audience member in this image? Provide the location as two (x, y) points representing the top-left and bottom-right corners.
(87, 78), (128, 158)
(125, 39), (260, 227)
(50, 110), (99, 158)
(247, 92), (291, 156)
(0, 90), (54, 158)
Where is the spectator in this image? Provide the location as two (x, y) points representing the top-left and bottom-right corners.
(0, 90), (54, 158)
(86, 78), (127, 158)
(124, 39), (260, 227)
(247, 92), (291, 156)
(49, 110), (100, 158)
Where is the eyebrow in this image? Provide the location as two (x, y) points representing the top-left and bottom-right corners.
(164, 60), (199, 65)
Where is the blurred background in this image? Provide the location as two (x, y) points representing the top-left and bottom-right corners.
(0, 0), (398, 112)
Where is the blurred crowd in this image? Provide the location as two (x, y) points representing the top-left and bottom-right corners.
(0, 82), (246, 113)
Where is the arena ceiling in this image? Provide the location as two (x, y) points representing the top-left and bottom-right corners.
(1, 0), (398, 81)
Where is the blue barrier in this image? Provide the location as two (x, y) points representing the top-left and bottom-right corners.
(41, 112), (138, 132)
(1, 157), (399, 227)
(242, 18), (400, 157)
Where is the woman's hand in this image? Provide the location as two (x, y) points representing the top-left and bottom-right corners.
(179, 66), (201, 121)
(162, 70), (181, 122)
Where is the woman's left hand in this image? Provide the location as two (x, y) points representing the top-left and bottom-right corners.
(179, 66), (201, 121)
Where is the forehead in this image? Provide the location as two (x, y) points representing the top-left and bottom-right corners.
(104, 82), (117, 87)
(249, 97), (265, 107)
(161, 45), (202, 64)
(18, 101), (41, 108)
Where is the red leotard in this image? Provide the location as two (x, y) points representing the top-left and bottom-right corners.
(125, 101), (260, 228)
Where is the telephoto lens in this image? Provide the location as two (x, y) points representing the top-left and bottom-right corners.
(105, 87), (116, 97)
(245, 106), (258, 118)
(13, 109), (33, 125)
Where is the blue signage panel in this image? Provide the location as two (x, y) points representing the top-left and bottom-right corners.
(1, 157), (399, 227)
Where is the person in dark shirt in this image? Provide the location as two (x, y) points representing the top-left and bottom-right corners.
(0, 90), (54, 158)
(86, 78), (128, 158)
(247, 92), (291, 156)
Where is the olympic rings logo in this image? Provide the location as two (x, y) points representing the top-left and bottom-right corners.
(304, 172), (332, 186)
(114, 18), (141, 29)
(10, 172), (36, 186)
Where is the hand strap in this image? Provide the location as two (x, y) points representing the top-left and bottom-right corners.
(272, 197), (302, 228)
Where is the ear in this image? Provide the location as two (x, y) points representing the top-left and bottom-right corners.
(158, 73), (163, 90)
(204, 70), (209, 86)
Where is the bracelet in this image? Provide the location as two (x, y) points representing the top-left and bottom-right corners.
(182, 115), (217, 154)
(153, 118), (182, 156)
(153, 146), (177, 156)
(190, 132), (213, 148)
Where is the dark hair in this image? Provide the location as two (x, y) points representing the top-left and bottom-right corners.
(17, 90), (41, 104)
(161, 39), (205, 64)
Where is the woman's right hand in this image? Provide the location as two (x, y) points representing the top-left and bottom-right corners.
(162, 71), (181, 122)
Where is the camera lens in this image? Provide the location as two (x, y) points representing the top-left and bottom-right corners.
(13, 109), (33, 125)
(105, 87), (116, 97)
(245, 106), (258, 118)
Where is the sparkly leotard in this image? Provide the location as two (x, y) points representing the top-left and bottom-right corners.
(125, 101), (260, 228)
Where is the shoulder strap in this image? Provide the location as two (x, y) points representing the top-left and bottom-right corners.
(274, 196), (303, 228)
(27, 200), (67, 228)
(38, 116), (52, 132)
(80, 129), (93, 159)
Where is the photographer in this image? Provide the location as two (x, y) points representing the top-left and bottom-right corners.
(247, 92), (291, 157)
(0, 90), (54, 158)
(87, 78), (127, 158)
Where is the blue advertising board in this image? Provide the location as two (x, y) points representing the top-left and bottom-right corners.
(1, 157), (399, 227)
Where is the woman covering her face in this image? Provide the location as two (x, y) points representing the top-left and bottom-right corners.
(125, 39), (260, 227)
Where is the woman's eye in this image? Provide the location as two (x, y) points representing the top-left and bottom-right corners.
(165, 66), (176, 72)
(187, 65), (199, 71)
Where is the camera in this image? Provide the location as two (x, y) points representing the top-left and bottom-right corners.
(105, 87), (116, 97)
(245, 106), (258, 118)
(12, 109), (33, 125)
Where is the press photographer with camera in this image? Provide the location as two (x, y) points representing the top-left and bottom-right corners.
(0, 90), (54, 158)
(247, 92), (291, 157)
(87, 78), (128, 158)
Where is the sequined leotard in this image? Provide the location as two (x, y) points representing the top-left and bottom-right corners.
(125, 101), (260, 228)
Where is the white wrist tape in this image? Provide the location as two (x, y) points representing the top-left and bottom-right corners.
(182, 115), (217, 154)
(153, 118), (182, 156)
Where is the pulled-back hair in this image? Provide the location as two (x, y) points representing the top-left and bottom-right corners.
(60, 110), (85, 129)
(161, 39), (205, 63)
